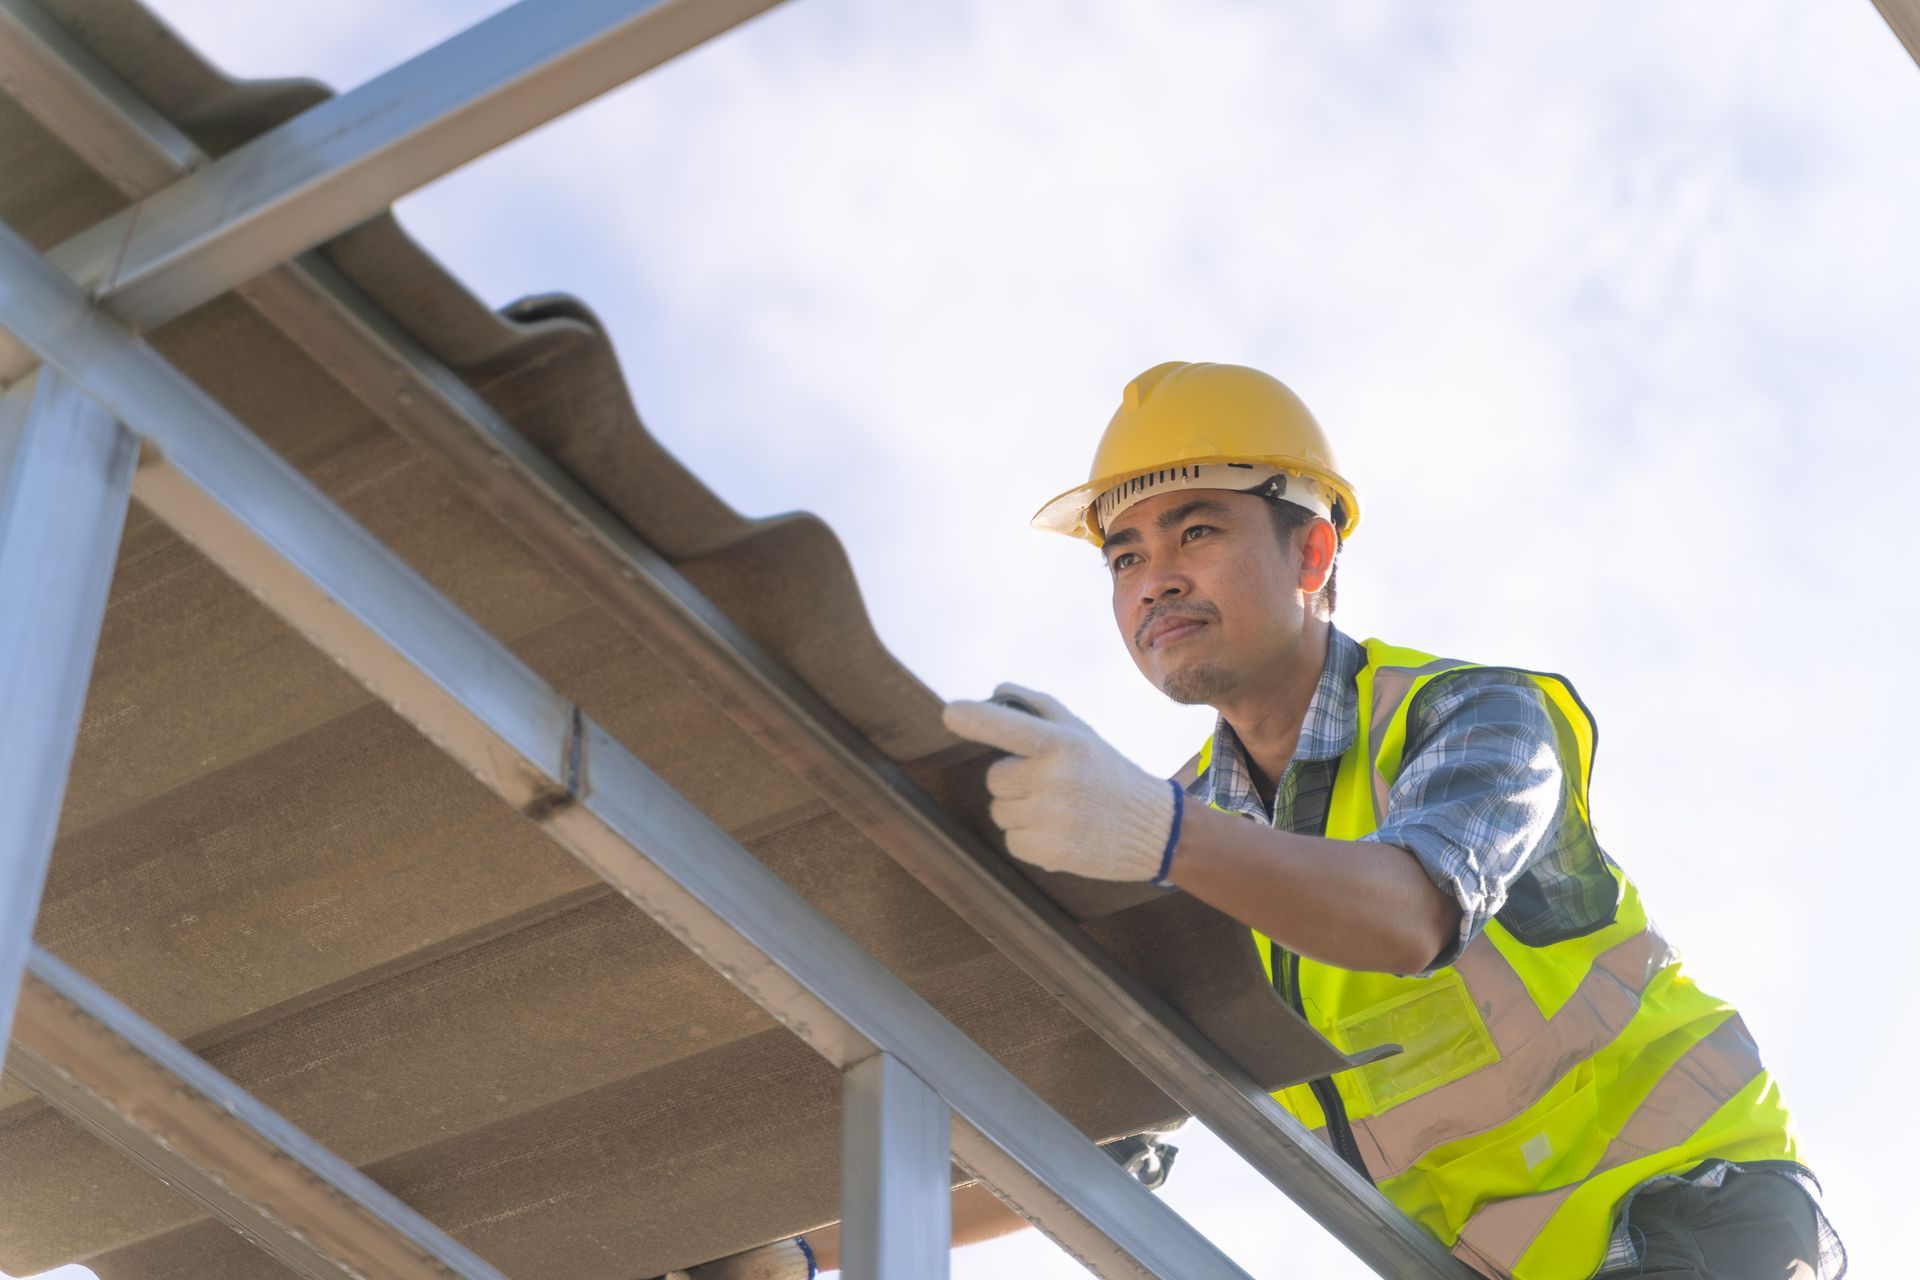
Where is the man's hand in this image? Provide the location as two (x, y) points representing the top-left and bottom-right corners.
(941, 683), (1183, 883)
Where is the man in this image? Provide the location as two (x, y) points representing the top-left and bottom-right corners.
(942, 361), (1844, 1279)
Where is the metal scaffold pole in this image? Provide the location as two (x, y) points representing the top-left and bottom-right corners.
(839, 1053), (954, 1280)
(0, 371), (135, 1063)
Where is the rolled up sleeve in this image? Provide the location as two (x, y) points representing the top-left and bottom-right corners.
(1358, 671), (1564, 972)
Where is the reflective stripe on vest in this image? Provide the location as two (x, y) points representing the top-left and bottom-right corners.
(1450, 1012), (1767, 1273)
(1349, 925), (1675, 1181)
(1202, 638), (1801, 1280)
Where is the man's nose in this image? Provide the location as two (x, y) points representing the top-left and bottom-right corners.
(1139, 567), (1189, 605)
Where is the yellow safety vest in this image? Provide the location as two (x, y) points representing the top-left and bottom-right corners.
(1193, 639), (1801, 1278)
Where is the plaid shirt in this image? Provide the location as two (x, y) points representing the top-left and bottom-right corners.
(1188, 625), (1845, 1278)
(1192, 625), (1609, 968)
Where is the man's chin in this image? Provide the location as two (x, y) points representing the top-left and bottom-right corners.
(1158, 662), (1235, 706)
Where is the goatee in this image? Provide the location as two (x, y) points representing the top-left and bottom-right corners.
(1160, 662), (1235, 705)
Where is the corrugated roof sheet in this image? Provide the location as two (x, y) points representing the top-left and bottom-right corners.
(0, 2), (1353, 1275)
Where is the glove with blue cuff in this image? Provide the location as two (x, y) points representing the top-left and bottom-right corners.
(941, 683), (1184, 884)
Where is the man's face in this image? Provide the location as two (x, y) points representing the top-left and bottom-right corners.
(1102, 489), (1310, 706)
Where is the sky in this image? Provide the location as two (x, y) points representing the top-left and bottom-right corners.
(11, 1), (1920, 1277)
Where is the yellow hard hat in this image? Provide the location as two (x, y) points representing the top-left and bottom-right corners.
(1032, 361), (1361, 546)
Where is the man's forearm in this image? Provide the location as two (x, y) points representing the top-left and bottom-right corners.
(937, 684), (1463, 971)
(1166, 802), (1461, 975)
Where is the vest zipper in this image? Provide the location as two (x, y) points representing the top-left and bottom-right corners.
(1275, 948), (1373, 1184)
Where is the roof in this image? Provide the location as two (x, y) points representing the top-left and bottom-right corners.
(0, 2), (1367, 1276)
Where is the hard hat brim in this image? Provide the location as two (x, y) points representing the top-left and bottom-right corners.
(1032, 454), (1362, 546)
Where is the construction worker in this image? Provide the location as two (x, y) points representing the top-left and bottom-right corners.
(942, 362), (1845, 1279)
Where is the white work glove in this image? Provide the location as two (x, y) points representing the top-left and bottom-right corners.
(941, 683), (1185, 883)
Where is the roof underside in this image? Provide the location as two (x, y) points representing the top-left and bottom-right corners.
(0, 2), (1352, 1276)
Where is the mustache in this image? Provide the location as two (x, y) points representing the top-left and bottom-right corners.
(1134, 601), (1219, 651)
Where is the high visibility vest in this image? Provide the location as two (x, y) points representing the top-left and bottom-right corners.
(1193, 639), (1802, 1278)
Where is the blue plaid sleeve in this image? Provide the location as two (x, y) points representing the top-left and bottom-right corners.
(1359, 670), (1565, 972)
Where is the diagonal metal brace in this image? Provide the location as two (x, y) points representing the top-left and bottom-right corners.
(9, 946), (514, 1280)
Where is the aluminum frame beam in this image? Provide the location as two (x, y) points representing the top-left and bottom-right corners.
(839, 1053), (953, 1280)
(43, 0), (784, 332)
(8, 947), (514, 1280)
(0, 370), (135, 1062)
(0, 219), (1248, 1280)
(0, 0), (201, 193)
(0, 0), (204, 383)
(0, 10), (1472, 1273)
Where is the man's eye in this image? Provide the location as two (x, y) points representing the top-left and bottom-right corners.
(1182, 525), (1215, 542)
(1110, 552), (1140, 572)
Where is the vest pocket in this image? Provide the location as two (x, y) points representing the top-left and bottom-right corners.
(1334, 970), (1500, 1114)
(1426, 1063), (1604, 1261)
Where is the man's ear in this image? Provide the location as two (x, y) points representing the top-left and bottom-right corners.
(1297, 519), (1338, 593)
